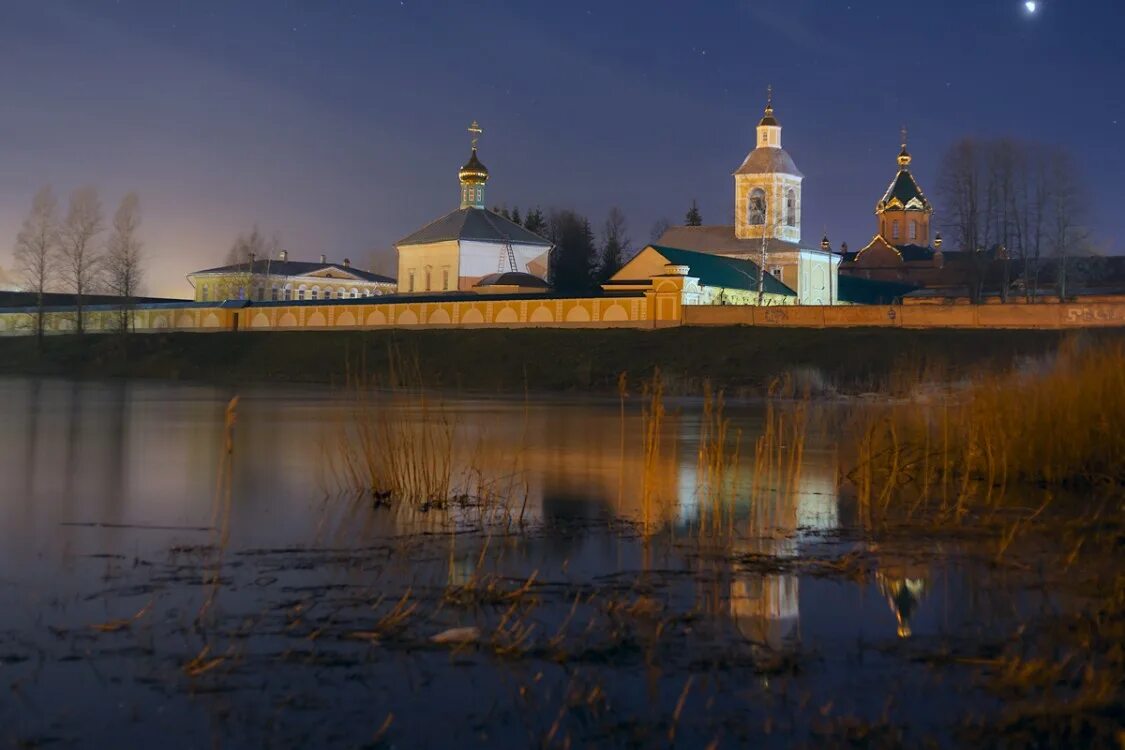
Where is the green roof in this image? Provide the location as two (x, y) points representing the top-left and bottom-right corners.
(649, 245), (796, 296)
(837, 275), (917, 304)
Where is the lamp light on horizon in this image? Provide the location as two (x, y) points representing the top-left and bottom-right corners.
(1024, 1), (1038, 14)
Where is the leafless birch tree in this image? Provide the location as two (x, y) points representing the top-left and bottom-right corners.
(13, 186), (59, 344)
(59, 187), (105, 334)
(104, 192), (144, 332)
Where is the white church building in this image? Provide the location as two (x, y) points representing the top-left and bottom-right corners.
(657, 89), (841, 304)
(395, 122), (553, 294)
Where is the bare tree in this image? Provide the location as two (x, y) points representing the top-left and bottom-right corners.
(13, 186), (60, 344)
(598, 207), (631, 281)
(104, 193), (144, 332)
(938, 138), (989, 303)
(218, 226), (280, 300)
(1045, 146), (1089, 300)
(58, 187), (105, 334)
(649, 218), (671, 243)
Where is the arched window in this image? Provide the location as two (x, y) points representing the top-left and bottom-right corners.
(201, 285), (209, 301)
(297, 285), (307, 301)
(311, 287), (319, 300)
(271, 286), (280, 301)
(284, 286), (292, 301)
(424, 267), (432, 291)
(910, 221), (918, 241)
(785, 189), (796, 227)
(351, 288), (359, 299)
(892, 220), (900, 241)
(748, 188), (767, 226)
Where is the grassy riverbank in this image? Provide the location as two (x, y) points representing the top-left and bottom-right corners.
(1, 327), (1124, 393)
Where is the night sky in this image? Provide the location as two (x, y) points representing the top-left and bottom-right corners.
(1, 0), (1121, 296)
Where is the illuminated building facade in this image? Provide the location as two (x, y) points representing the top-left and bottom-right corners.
(656, 89), (841, 305)
(394, 122), (552, 294)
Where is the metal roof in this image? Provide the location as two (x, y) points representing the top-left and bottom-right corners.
(396, 207), (552, 247)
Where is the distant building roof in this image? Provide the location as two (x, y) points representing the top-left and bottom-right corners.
(647, 245), (797, 296)
(397, 207), (552, 247)
(657, 226), (806, 256)
(474, 272), (549, 288)
(189, 259), (394, 284)
(0, 291), (187, 308)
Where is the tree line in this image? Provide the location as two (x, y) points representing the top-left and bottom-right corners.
(12, 186), (144, 341)
(937, 137), (1091, 302)
(492, 199), (704, 292)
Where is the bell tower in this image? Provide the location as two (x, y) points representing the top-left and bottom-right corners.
(734, 87), (804, 244)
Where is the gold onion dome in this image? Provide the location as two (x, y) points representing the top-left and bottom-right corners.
(897, 126), (912, 168)
(459, 148), (489, 184)
(759, 85), (779, 127)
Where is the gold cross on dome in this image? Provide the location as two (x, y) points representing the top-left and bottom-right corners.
(901, 124), (908, 148)
(468, 121), (482, 149)
(766, 84), (773, 109)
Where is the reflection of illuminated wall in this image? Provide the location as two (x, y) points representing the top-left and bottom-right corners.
(731, 574), (800, 651)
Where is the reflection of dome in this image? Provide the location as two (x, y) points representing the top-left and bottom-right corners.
(458, 149), (489, 184)
(876, 572), (926, 639)
(474, 272), (549, 289)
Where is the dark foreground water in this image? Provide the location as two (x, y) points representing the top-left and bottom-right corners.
(0, 378), (1109, 748)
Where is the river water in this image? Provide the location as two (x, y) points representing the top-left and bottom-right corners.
(0, 377), (1078, 747)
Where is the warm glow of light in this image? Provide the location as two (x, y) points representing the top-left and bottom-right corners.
(1025, 1), (1038, 13)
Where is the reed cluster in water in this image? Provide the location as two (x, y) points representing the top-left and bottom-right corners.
(845, 342), (1125, 524)
(332, 350), (456, 509)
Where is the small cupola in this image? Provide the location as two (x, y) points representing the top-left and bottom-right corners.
(756, 85), (782, 148)
(459, 121), (489, 210)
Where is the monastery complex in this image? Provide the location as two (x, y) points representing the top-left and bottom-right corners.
(3, 93), (1125, 336)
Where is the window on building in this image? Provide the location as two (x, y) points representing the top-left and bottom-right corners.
(201, 285), (209, 301)
(442, 269), (450, 291)
(892, 220), (900, 241)
(297, 289), (305, 300)
(770, 267), (783, 279)
(748, 188), (767, 226)
(237, 286), (246, 300)
(424, 268), (432, 291)
(408, 270), (415, 292)
(284, 288), (292, 301)
(311, 289), (318, 300)
(785, 189), (796, 227)
(351, 289), (359, 299)
(910, 221), (918, 241)
(761, 132), (768, 145)
(271, 286), (279, 301)
(255, 287), (264, 301)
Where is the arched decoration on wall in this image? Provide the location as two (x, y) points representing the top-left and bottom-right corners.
(151, 315), (168, 329)
(175, 313), (195, 329)
(565, 306), (591, 323)
(0, 317), (8, 332)
(203, 312), (222, 328)
(528, 306), (554, 323)
(278, 312), (298, 328)
(603, 304), (629, 322)
(251, 313), (271, 328)
(428, 308), (451, 325)
(335, 310), (356, 327)
(494, 307), (519, 324)
(785, 189), (796, 227)
(306, 311), (327, 327)
(461, 308), (484, 325)
(366, 309), (387, 326)
(396, 309), (419, 325)
(748, 188), (767, 226)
